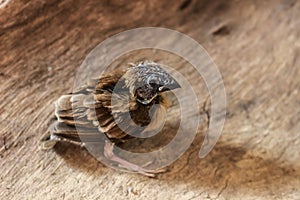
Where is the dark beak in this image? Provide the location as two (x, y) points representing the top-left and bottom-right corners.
(159, 79), (181, 92)
(169, 79), (181, 90)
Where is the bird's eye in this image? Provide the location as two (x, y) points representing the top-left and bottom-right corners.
(149, 82), (164, 92)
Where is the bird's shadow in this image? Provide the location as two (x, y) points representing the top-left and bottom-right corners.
(53, 133), (300, 196)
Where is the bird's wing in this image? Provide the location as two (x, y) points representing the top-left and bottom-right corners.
(49, 70), (128, 143)
(46, 69), (167, 145)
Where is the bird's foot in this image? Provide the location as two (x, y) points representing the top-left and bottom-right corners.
(104, 141), (166, 177)
(40, 133), (84, 150)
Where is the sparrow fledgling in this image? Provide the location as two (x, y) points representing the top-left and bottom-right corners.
(41, 61), (180, 176)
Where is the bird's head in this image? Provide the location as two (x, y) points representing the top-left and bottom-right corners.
(124, 61), (180, 105)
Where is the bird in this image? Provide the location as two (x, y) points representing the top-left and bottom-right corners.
(40, 61), (180, 176)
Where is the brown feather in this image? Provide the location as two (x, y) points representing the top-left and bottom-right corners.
(41, 61), (181, 176)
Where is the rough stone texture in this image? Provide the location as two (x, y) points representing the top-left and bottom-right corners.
(1, 0), (300, 199)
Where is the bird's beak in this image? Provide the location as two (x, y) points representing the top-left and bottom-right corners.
(168, 79), (181, 90)
(159, 79), (181, 92)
